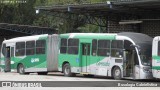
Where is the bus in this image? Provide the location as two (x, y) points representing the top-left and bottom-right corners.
(152, 36), (160, 79)
(0, 34), (59, 75)
(58, 32), (153, 80)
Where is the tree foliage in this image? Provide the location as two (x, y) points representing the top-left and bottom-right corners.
(0, 0), (109, 33)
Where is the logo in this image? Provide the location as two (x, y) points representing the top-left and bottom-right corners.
(2, 82), (11, 87)
(31, 58), (39, 63)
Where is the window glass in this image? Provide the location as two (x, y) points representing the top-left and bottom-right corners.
(60, 39), (67, 54)
(15, 42), (25, 56)
(124, 40), (132, 49)
(111, 40), (123, 57)
(92, 39), (97, 56)
(36, 40), (46, 54)
(26, 41), (35, 55)
(68, 39), (79, 55)
(97, 40), (110, 56)
(82, 44), (90, 55)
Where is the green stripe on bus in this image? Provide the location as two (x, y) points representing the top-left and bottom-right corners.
(152, 56), (160, 61)
(152, 66), (160, 70)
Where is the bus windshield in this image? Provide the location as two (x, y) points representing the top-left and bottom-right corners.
(139, 43), (152, 66)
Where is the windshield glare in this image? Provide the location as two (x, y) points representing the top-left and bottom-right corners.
(139, 44), (152, 66)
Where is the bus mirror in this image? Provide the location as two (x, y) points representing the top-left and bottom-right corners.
(130, 44), (140, 50)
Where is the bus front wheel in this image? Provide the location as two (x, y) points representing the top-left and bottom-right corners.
(63, 63), (75, 77)
(113, 67), (122, 80)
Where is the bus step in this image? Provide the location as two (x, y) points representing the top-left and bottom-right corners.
(80, 72), (90, 75)
(123, 77), (133, 79)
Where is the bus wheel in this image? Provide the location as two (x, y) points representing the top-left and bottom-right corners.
(37, 72), (48, 75)
(113, 67), (122, 80)
(18, 64), (26, 75)
(63, 63), (75, 77)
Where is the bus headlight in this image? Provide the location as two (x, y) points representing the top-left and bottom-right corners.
(143, 67), (151, 73)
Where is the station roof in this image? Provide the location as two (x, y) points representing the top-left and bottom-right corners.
(37, 0), (160, 17)
(0, 23), (57, 36)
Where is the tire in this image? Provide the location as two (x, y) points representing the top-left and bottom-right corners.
(37, 72), (48, 75)
(18, 64), (28, 75)
(113, 67), (122, 80)
(63, 63), (75, 77)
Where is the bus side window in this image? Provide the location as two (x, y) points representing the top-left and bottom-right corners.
(111, 40), (123, 57)
(60, 38), (67, 54)
(92, 39), (97, 56)
(36, 40), (46, 54)
(68, 39), (79, 55)
(26, 41), (35, 55)
(15, 42), (25, 56)
(97, 40), (110, 56)
(158, 41), (160, 56)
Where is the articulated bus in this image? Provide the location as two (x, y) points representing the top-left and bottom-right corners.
(152, 37), (160, 79)
(0, 32), (153, 80)
(59, 32), (153, 79)
(0, 34), (59, 74)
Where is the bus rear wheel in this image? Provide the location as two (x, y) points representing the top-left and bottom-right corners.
(18, 64), (25, 74)
(63, 63), (75, 77)
(113, 67), (122, 80)
(18, 64), (29, 75)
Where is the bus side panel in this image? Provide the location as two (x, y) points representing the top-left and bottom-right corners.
(58, 54), (80, 73)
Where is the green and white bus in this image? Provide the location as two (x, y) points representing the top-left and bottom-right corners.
(0, 34), (59, 75)
(152, 36), (160, 79)
(58, 32), (153, 79)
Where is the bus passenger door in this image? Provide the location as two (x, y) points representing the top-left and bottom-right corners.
(81, 43), (90, 73)
(4, 46), (11, 72)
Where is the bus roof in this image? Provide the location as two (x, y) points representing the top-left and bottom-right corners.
(60, 32), (153, 44)
(118, 32), (153, 44)
(3, 34), (48, 43)
(60, 33), (117, 40)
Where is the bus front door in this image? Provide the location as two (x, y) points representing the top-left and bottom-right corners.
(81, 44), (90, 73)
(4, 46), (11, 72)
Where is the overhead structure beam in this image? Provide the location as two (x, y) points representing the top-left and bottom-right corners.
(0, 23), (56, 35)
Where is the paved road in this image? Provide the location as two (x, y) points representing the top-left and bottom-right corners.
(0, 72), (159, 90)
